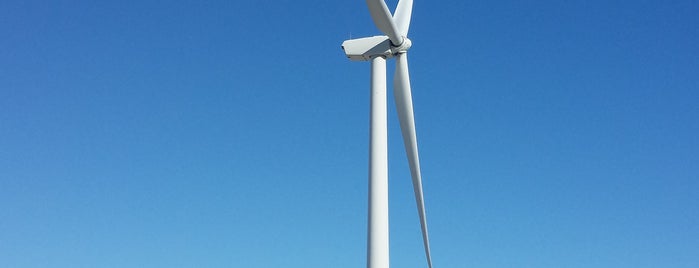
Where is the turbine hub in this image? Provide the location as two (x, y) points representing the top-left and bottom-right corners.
(391, 37), (412, 54)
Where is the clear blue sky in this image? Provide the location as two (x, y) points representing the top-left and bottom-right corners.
(1, 1), (698, 267)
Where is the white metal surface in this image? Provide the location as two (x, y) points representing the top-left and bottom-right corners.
(342, 36), (392, 61)
(342, 36), (411, 61)
(368, 56), (389, 268)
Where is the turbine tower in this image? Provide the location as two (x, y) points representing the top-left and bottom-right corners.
(341, 1), (432, 268)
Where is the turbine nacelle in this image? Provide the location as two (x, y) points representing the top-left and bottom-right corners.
(342, 36), (412, 61)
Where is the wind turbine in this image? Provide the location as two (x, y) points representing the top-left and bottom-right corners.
(341, 1), (432, 268)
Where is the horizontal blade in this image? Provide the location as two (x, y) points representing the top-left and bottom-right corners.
(393, 0), (413, 36)
(366, 0), (403, 46)
(393, 53), (433, 268)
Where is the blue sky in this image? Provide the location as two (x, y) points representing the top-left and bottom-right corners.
(1, 0), (698, 267)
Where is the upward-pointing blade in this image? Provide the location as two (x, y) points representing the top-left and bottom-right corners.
(366, 0), (403, 46)
(393, 52), (433, 268)
(393, 0), (413, 36)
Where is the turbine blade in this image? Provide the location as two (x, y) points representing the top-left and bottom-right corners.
(393, 53), (433, 268)
(366, 0), (403, 46)
(393, 0), (413, 36)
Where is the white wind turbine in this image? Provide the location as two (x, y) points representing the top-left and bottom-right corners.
(341, 1), (433, 268)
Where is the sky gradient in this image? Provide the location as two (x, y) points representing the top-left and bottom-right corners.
(1, 1), (698, 267)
